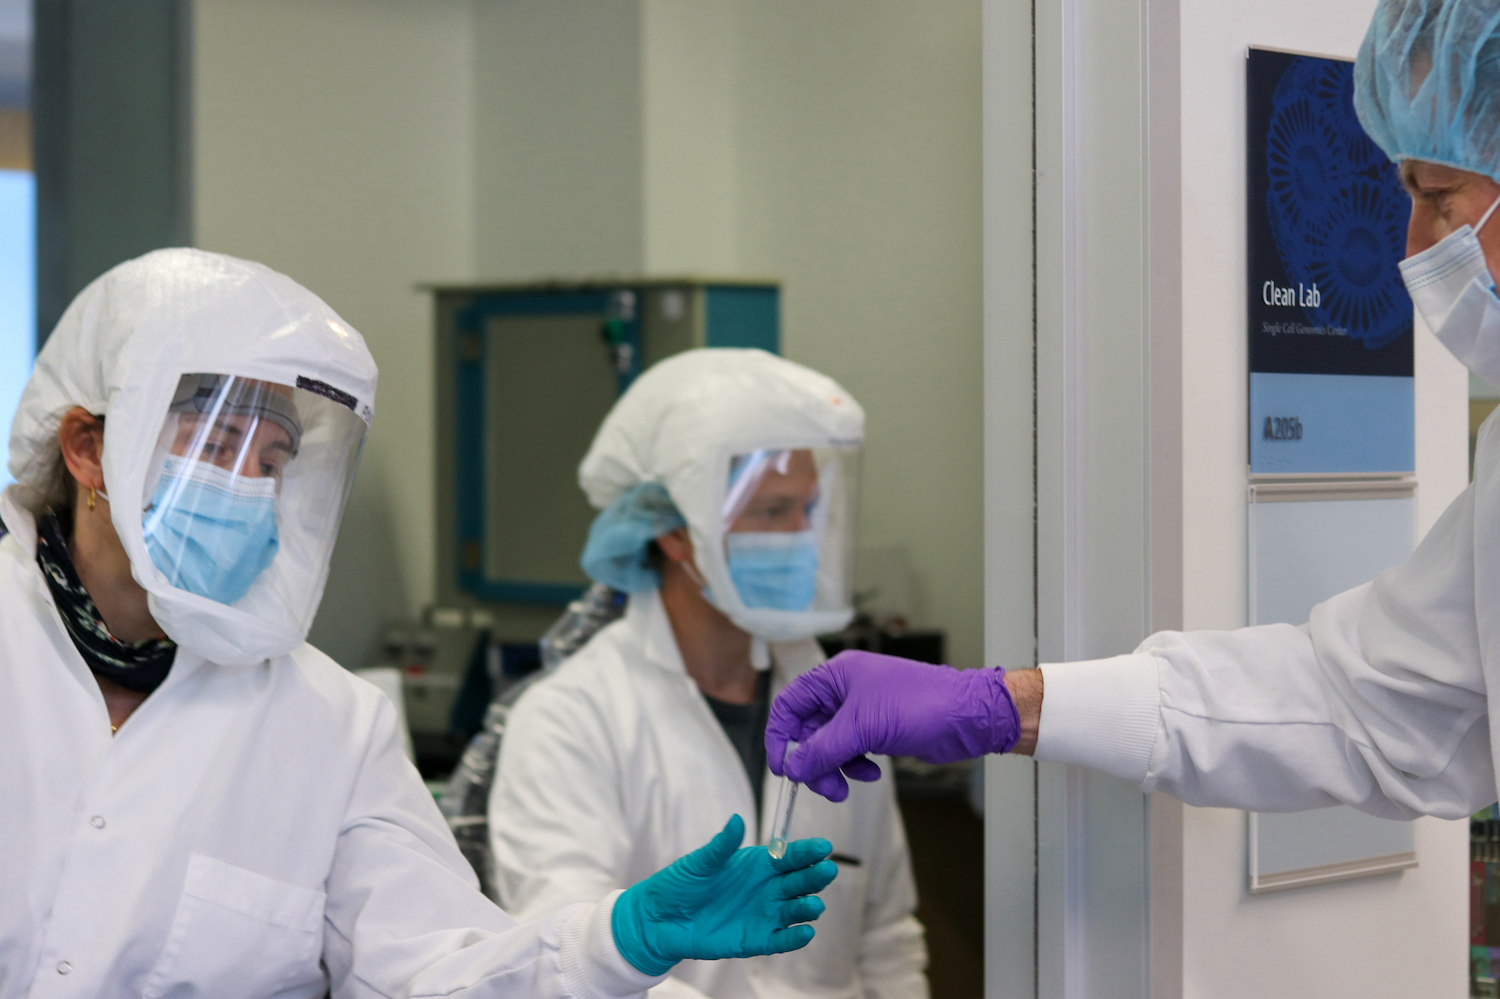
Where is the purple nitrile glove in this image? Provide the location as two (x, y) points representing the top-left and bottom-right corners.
(766, 651), (1021, 802)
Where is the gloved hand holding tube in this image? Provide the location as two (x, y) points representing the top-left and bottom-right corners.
(766, 650), (1029, 802)
(612, 814), (838, 976)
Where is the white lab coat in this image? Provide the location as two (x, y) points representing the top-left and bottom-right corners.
(488, 588), (928, 999)
(0, 491), (661, 999)
(1035, 414), (1500, 819)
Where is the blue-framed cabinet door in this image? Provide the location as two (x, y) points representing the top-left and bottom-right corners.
(454, 290), (639, 604)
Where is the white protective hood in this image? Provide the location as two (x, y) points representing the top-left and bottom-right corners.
(578, 348), (864, 642)
(7, 248), (377, 665)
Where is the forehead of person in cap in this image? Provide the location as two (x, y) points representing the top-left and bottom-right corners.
(1356, 0), (1500, 255)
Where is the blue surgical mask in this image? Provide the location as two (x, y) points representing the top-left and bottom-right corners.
(142, 456), (280, 605)
(725, 530), (819, 611)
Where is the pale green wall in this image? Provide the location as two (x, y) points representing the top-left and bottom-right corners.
(641, 0), (739, 274)
(194, 0), (983, 672)
(470, 0), (986, 669)
(192, 0), (475, 668)
(472, 0), (644, 278)
(732, 2), (985, 670)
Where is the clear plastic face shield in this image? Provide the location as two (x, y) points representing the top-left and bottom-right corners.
(718, 446), (859, 617)
(140, 374), (366, 631)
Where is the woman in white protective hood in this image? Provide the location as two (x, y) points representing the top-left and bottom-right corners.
(0, 249), (838, 999)
(489, 349), (929, 999)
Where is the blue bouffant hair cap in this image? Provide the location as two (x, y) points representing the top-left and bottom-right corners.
(579, 481), (687, 594)
(1355, 0), (1500, 182)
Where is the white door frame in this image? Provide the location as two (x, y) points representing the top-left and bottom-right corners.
(983, 0), (1183, 994)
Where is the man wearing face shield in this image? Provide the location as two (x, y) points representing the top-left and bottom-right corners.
(488, 349), (929, 999)
(0, 250), (838, 998)
(767, 0), (1500, 824)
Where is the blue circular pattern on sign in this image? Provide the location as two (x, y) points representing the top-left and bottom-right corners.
(1265, 57), (1411, 350)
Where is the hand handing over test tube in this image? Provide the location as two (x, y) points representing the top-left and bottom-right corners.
(766, 650), (1030, 802)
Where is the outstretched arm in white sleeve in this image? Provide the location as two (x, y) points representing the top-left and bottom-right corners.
(770, 474), (1497, 819)
(1040, 477), (1494, 818)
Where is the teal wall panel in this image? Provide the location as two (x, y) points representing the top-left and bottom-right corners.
(704, 284), (778, 353)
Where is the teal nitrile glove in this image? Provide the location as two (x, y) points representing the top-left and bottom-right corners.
(611, 814), (837, 976)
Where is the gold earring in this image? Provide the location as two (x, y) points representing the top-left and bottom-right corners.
(87, 487), (96, 512)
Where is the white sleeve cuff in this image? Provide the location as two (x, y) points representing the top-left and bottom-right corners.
(557, 891), (667, 999)
(1034, 654), (1162, 786)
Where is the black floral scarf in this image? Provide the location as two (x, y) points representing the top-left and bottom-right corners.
(35, 512), (176, 693)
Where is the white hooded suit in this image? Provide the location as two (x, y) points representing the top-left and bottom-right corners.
(0, 250), (660, 999)
(489, 350), (928, 999)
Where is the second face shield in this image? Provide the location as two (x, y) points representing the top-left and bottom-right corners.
(709, 446), (859, 636)
(140, 373), (366, 631)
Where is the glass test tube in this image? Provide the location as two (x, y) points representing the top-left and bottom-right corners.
(768, 742), (800, 860)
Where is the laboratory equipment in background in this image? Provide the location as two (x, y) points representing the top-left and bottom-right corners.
(372, 606), (548, 778)
(818, 543), (945, 664)
(437, 583), (628, 899)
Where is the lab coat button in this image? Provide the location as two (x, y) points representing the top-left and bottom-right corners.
(56, 961), (71, 975)
(90, 815), (105, 829)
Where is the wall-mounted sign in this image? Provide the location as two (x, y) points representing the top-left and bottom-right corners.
(1247, 47), (1413, 474)
(1245, 48), (1420, 895)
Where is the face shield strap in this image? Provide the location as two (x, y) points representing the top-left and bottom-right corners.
(680, 553), (712, 592)
(169, 374), (304, 457)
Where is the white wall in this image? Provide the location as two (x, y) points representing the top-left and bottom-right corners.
(1178, 0), (1470, 994)
(193, 0), (476, 668)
